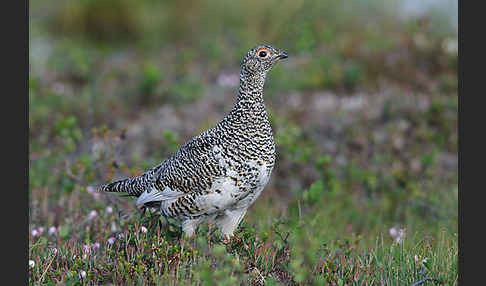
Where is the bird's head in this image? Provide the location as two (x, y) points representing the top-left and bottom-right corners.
(241, 45), (288, 75)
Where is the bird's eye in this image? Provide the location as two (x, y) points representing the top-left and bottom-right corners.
(256, 48), (270, 58)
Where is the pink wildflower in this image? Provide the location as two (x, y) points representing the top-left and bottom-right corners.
(107, 237), (116, 245)
(48, 226), (57, 236)
(80, 270), (87, 279)
(83, 244), (91, 259)
(395, 229), (406, 244)
(86, 186), (95, 194)
(31, 229), (39, 237)
(88, 210), (98, 220)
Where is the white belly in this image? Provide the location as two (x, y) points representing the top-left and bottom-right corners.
(198, 160), (272, 213)
(235, 160), (272, 208)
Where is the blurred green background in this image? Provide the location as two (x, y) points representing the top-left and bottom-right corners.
(29, 0), (457, 284)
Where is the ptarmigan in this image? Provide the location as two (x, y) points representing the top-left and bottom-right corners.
(101, 45), (288, 238)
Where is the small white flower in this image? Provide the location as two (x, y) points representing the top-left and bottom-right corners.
(106, 206), (113, 214)
(389, 227), (405, 243)
(107, 237), (116, 245)
(422, 257), (428, 264)
(118, 233), (124, 239)
(140, 226), (148, 233)
(51, 248), (58, 254)
(88, 210), (98, 220)
(86, 186), (95, 194)
(414, 255), (419, 262)
(31, 229), (39, 237)
(80, 270), (87, 279)
(29, 260), (35, 268)
(395, 229), (406, 244)
(93, 242), (101, 249)
(48, 226), (57, 236)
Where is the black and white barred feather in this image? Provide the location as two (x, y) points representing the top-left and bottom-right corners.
(100, 45), (288, 236)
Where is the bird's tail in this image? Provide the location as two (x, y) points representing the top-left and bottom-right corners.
(99, 176), (145, 197)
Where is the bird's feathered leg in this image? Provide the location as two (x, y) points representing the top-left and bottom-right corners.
(215, 208), (248, 243)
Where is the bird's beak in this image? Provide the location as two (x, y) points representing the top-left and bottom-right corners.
(278, 51), (288, 60)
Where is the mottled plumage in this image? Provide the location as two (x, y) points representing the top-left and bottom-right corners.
(101, 45), (288, 237)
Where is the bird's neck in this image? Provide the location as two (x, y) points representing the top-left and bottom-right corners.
(218, 66), (273, 132)
(222, 68), (269, 128)
(235, 67), (266, 108)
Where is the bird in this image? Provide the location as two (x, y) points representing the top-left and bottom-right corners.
(100, 45), (288, 238)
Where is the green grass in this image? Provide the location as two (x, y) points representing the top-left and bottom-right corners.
(29, 221), (457, 285)
(28, 114), (457, 284)
(29, 0), (457, 284)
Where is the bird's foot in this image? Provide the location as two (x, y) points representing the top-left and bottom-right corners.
(221, 234), (233, 245)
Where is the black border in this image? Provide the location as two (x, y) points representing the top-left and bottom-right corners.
(8, 0), (28, 282)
